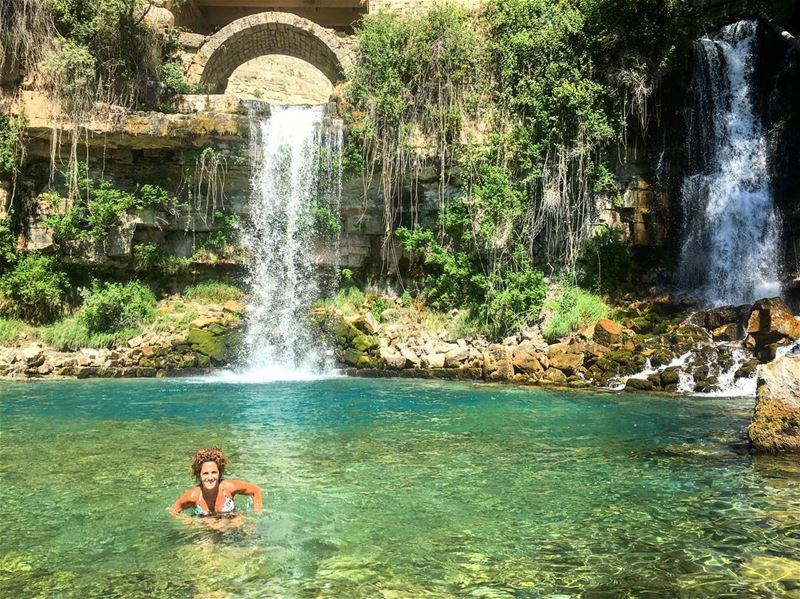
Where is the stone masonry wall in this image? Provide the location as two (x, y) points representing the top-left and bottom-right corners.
(369, 0), (483, 14)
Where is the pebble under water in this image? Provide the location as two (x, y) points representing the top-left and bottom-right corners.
(0, 378), (798, 597)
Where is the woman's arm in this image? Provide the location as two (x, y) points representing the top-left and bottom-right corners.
(169, 488), (198, 517)
(227, 480), (263, 512)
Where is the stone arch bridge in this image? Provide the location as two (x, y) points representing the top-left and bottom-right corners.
(187, 11), (355, 93)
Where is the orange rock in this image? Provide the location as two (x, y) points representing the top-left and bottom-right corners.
(593, 319), (623, 347)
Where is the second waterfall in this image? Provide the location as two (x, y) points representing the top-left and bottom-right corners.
(239, 105), (343, 379)
(677, 20), (781, 306)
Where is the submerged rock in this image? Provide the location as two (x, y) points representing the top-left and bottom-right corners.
(748, 355), (800, 452)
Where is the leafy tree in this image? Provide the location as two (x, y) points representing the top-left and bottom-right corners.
(0, 254), (68, 323)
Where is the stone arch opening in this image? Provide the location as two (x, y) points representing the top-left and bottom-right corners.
(189, 12), (353, 94)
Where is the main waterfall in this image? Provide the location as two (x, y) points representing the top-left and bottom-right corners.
(239, 105), (342, 379)
(677, 20), (781, 307)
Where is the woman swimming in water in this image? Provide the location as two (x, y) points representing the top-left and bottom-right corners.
(170, 446), (263, 519)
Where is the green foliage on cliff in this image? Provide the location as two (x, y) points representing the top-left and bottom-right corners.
(44, 167), (176, 247)
(79, 280), (156, 333)
(0, 219), (17, 265)
(45, 0), (165, 110)
(346, 0), (697, 331)
(0, 254), (68, 324)
(578, 224), (632, 293)
(0, 115), (27, 179)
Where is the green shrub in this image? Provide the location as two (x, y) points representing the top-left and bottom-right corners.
(0, 254), (68, 323)
(0, 318), (28, 344)
(136, 184), (176, 211)
(47, 0), (166, 111)
(481, 266), (547, 336)
(40, 317), (135, 351)
(160, 60), (192, 94)
(578, 225), (632, 294)
(543, 284), (608, 341)
(79, 280), (156, 333)
(310, 202), (341, 240)
(0, 115), (27, 177)
(202, 211), (240, 256)
(0, 218), (18, 265)
(184, 281), (243, 304)
(370, 297), (387, 320)
(132, 243), (191, 275)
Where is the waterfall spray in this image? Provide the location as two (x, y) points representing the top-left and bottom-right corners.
(238, 105), (343, 380)
(678, 20), (781, 307)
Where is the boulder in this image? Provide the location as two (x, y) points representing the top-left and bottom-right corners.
(745, 298), (800, 358)
(444, 346), (470, 368)
(400, 347), (421, 367)
(142, 5), (174, 31)
(343, 348), (376, 369)
(352, 334), (379, 352)
(483, 344), (513, 381)
(353, 313), (380, 335)
(21, 346), (44, 368)
(548, 352), (584, 376)
(512, 345), (544, 375)
(421, 353), (446, 369)
(748, 355), (800, 452)
(186, 328), (225, 363)
(625, 377), (654, 392)
(542, 368), (567, 384)
(593, 319), (623, 347)
(704, 305), (738, 330)
(379, 347), (406, 370)
(660, 367), (681, 386)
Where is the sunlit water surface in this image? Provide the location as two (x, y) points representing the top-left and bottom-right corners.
(1, 378), (799, 597)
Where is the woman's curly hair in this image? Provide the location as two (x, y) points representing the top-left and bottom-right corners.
(191, 446), (228, 481)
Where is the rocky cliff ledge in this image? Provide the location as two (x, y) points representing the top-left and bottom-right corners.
(313, 295), (800, 394)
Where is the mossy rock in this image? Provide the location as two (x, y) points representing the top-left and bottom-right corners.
(343, 347), (378, 368)
(186, 328), (226, 363)
(661, 367), (681, 386)
(352, 334), (379, 352)
(630, 316), (653, 333)
(606, 350), (634, 365)
(334, 320), (361, 346)
(735, 359), (759, 380)
(594, 357), (618, 372)
(650, 349), (673, 368)
(206, 323), (227, 336)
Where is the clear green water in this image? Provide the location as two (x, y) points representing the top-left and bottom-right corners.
(1, 378), (798, 598)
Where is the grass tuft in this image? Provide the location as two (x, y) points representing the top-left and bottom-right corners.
(543, 285), (608, 342)
(184, 281), (244, 304)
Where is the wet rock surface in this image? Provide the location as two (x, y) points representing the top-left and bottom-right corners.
(748, 355), (800, 452)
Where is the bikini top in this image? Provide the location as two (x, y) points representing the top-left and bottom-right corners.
(193, 485), (235, 517)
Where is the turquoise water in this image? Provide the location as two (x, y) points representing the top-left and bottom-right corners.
(1, 378), (798, 597)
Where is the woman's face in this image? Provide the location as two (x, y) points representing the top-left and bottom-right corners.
(199, 461), (220, 490)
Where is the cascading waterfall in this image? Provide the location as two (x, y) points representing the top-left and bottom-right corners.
(239, 104), (342, 379)
(678, 20), (782, 307)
